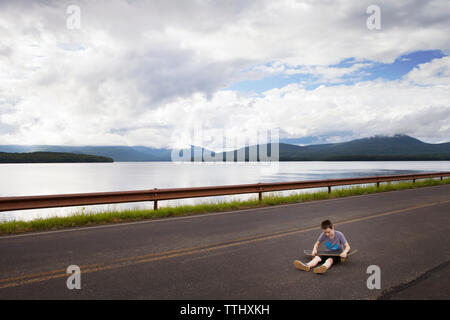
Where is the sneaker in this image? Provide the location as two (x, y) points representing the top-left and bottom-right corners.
(313, 264), (328, 274)
(293, 260), (310, 271)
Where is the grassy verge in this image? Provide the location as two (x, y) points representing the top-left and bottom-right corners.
(1, 177), (449, 235)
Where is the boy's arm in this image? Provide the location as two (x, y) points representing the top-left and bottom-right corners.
(312, 241), (320, 256)
(340, 242), (351, 257)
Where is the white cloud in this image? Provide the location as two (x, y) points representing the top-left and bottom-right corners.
(404, 56), (450, 85)
(153, 57), (450, 146)
(0, 0), (449, 146)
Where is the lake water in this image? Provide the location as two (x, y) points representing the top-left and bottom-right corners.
(1, 161), (449, 221)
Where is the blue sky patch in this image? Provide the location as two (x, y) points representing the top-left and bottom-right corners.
(224, 50), (447, 94)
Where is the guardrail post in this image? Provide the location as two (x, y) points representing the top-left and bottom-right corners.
(328, 186), (331, 193)
(258, 183), (263, 201)
(376, 181), (380, 188)
(413, 179), (416, 184)
(153, 188), (158, 210)
(441, 176), (443, 181)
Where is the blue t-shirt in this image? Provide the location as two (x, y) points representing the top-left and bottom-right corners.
(317, 230), (347, 251)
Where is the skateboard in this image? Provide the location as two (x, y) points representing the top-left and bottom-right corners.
(303, 249), (358, 262)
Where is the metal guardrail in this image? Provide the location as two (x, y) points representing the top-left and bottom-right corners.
(0, 172), (449, 212)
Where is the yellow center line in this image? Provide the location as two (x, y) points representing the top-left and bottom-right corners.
(0, 263), (104, 284)
(1, 199), (449, 290)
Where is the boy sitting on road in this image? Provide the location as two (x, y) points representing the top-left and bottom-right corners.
(294, 219), (350, 274)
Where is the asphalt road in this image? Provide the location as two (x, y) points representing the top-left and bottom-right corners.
(0, 184), (450, 299)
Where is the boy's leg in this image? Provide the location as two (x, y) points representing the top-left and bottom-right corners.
(313, 257), (334, 274)
(293, 256), (322, 271)
(308, 256), (322, 267)
(323, 257), (334, 268)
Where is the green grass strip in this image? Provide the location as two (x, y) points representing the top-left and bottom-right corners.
(1, 177), (449, 235)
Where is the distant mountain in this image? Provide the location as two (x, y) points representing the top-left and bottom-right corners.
(0, 145), (171, 162)
(279, 135), (450, 161)
(0, 135), (449, 161)
(0, 152), (113, 163)
(0, 145), (211, 162)
(211, 135), (450, 161)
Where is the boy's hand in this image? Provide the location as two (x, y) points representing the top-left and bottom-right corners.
(312, 249), (317, 256)
(340, 252), (347, 258)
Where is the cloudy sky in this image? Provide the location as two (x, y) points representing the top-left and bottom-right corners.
(0, 0), (449, 149)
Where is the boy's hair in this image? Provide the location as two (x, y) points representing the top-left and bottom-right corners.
(321, 219), (333, 230)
